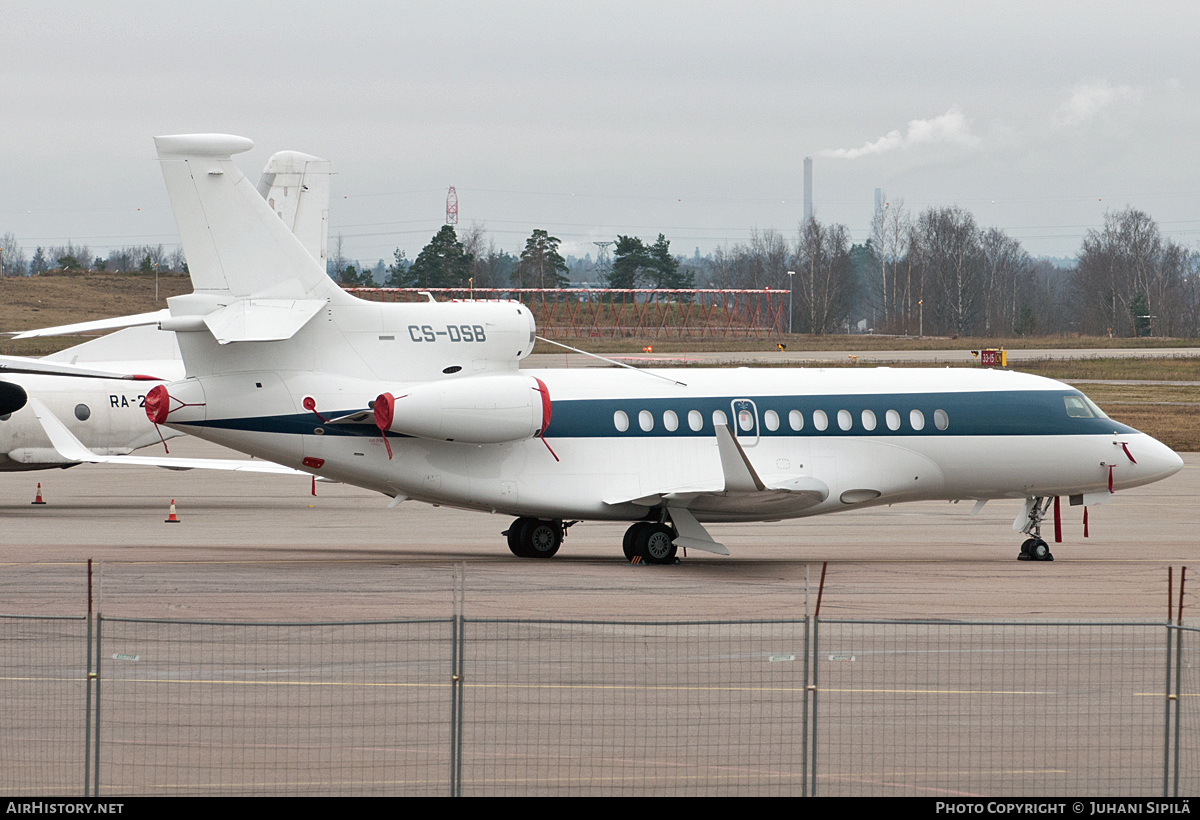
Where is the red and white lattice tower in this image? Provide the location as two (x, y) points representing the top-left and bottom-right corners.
(445, 186), (458, 225)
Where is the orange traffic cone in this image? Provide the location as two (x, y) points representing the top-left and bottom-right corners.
(164, 499), (181, 523)
(31, 483), (46, 505)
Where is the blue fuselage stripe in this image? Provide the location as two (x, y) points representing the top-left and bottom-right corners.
(179, 389), (1136, 440)
(543, 390), (1133, 438)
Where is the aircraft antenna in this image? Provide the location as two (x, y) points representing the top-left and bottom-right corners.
(536, 336), (686, 387)
(446, 186), (458, 225)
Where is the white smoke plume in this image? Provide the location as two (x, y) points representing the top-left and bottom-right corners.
(818, 108), (979, 160)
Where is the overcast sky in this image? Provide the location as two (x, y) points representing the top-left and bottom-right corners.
(4, 1), (1199, 264)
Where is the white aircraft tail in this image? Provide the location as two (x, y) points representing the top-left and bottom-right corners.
(256, 150), (330, 270)
(154, 134), (341, 302)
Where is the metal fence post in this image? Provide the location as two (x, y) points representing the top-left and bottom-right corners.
(1172, 624), (1183, 797)
(810, 615), (819, 797)
(93, 613), (102, 797)
(84, 613), (92, 797)
(449, 564), (465, 797)
(801, 613), (809, 798)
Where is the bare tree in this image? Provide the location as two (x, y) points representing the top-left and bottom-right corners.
(1, 233), (27, 276)
(919, 206), (983, 336)
(1074, 208), (1185, 337)
(979, 227), (1030, 336)
(794, 217), (855, 334)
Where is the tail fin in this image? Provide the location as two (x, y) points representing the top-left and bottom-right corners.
(256, 151), (330, 269)
(154, 134), (339, 301)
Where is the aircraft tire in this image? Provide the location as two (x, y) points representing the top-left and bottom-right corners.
(522, 518), (563, 559)
(1018, 538), (1037, 560)
(635, 524), (677, 565)
(1031, 539), (1052, 561)
(507, 517), (534, 557)
(623, 522), (649, 561)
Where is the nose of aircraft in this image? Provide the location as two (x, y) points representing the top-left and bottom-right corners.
(1127, 433), (1184, 486)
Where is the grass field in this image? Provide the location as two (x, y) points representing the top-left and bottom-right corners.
(2, 274), (1198, 448)
(0, 272), (191, 356)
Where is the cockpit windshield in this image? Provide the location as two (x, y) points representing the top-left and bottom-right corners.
(1064, 394), (1108, 419)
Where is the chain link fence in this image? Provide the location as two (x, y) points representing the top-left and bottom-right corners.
(813, 620), (1170, 796)
(2, 611), (1195, 796)
(0, 615), (90, 795)
(459, 618), (809, 796)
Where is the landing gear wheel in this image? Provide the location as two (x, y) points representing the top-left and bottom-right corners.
(1018, 538), (1037, 561)
(623, 522), (650, 561)
(635, 523), (678, 565)
(522, 519), (563, 558)
(1030, 539), (1053, 562)
(506, 517), (535, 557)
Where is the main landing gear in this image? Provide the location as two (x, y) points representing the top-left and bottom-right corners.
(1017, 497), (1054, 562)
(505, 517), (563, 558)
(622, 521), (679, 565)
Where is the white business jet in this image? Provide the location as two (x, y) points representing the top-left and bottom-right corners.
(1, 149), (330, 474)
(141, 133), (1182, 562)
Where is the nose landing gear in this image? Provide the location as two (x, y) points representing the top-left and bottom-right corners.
(1017, 497), (1055, 562)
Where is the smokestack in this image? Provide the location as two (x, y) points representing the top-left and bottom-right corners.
(803, 157), (813, 223)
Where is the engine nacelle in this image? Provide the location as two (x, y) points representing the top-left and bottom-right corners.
(374, 374), (550, 444)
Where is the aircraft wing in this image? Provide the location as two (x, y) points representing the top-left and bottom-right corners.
(29, 398), (305, 474)
(0, 354), (164, 381)
(603, 424), (830, 554)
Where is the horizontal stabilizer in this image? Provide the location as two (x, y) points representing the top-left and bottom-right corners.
(29, 398), (304, 474)
(8, 310), (169, 340)
(203, 298), (327, 344)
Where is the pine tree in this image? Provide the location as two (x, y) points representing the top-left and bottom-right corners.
(409, 226), (474, 288)
(515, 229), (570, 289)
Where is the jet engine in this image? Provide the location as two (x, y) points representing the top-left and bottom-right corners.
(374, 373), (550, 444)
(0, 381), (28, 416)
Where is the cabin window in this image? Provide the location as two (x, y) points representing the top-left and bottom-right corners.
(862, 409), (877, 431)
(688, 410), (704, 431)
(75, 404), (91, 422)
(1064, 396), (1094, 418)
(614, 410), (629, 432)
(639, 410), (654, 432)
(813, 410), (828, 431)
(934, 409), (949, 430)
(663, 410), (679, 431)
(886, 409), (901, 431)
(837, 409), (852, 431)
(737, 409), (755, 432)
(788, 409), (804, 431)
(712, 409), (728, 428)
(764, 409), (780, 431)
(909, 409), (925, 431)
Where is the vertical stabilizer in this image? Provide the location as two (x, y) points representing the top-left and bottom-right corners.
(256, 151), (330, 269)
(154, 134), (340, 301)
